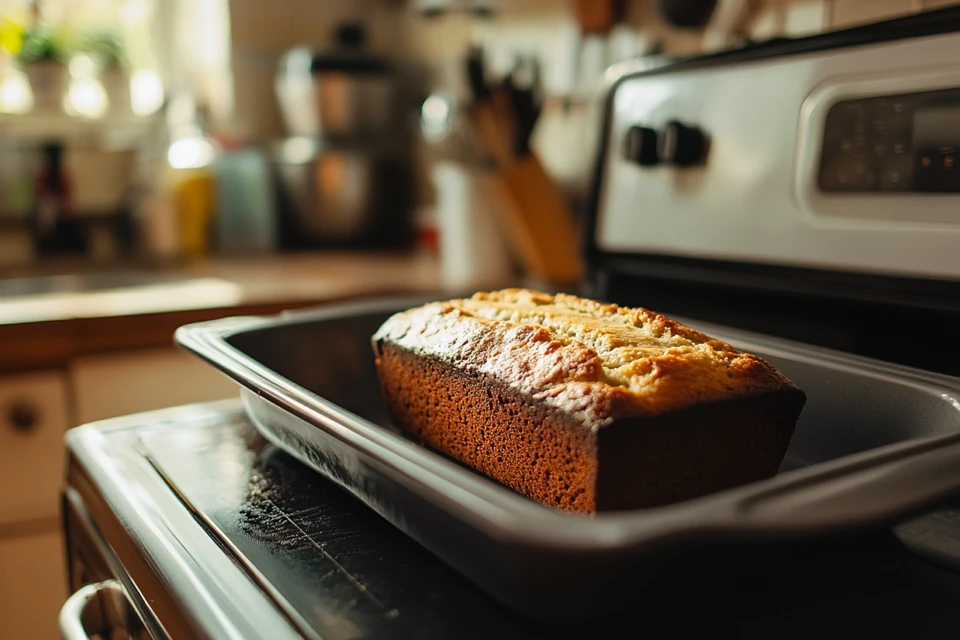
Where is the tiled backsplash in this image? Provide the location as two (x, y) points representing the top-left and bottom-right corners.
(635, 0), (959, 55)
(490, 0), (957, 55)
(409, 0), (960, 97)
(708, 0), (958, 49)
(408, 0), (960, 208)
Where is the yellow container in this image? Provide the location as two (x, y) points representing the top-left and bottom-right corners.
(169, 168), (215, 259)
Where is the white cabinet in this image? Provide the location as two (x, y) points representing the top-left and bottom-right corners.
(0, 530), (67, 640)
(0, 371), (69, 639)
(0, 370), (70, 526)
(0, 350), (235, 524)
(0, 348), (237, 640)
(70, 346), (238, 424)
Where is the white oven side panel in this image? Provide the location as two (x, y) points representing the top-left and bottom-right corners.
(596, 31), (960, 280)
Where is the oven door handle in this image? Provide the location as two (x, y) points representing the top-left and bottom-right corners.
(60, 579), (148, 640)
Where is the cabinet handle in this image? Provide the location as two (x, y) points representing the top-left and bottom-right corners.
(7, 399), (39, 433)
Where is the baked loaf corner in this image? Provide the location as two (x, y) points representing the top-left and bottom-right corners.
(373, 289), (805, 512)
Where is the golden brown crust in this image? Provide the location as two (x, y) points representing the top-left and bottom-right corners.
(373, 288), (799, 430)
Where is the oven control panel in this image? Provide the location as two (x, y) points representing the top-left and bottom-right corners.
(595, 30), (960, 281)
(795, 65), (960, 224)
(818, 88), (960, 194)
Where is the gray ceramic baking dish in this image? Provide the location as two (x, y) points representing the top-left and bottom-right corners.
(176, 296), (960, 620)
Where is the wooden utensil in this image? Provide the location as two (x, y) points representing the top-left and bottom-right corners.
(497, 154), (583, 284)
(573, 0), (623, 34)
(463, 48), (583, 285)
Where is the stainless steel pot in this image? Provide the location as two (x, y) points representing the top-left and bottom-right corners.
(270, 136), (415, 248)
(274, 26), (398, 139)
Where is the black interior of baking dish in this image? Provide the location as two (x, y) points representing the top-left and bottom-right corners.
(226, 307), (960, 480)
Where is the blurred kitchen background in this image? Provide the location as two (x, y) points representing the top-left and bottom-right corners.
(0, 0), (954, 274)
(1, 0), (958, 638)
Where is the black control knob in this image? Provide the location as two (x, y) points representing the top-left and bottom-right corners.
(624, 125), (659, 166)
(658, 120), (707, 166)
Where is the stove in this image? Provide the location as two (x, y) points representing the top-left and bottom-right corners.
(62, 400), (960, 639)
(61, 8), (960, 639)
(586, 6), (960, 376)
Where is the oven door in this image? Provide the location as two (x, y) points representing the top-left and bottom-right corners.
(62, 403), (306, 640)
(61, 488), (164, 640)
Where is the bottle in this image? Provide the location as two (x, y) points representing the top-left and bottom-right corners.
(32, 141), (83, 254)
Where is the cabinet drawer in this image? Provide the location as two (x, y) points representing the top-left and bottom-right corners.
(0, 370), (69, 525)
(71, 347), (237, 424)
(0, 530), (67, 640)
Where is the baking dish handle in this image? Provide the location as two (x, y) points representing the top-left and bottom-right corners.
(60, 580), (148, 640)
(733, 439), (960, 533)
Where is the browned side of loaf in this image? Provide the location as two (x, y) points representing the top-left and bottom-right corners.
(596, 390), (804, 511)
(375, 341), (804, 513)
(376, 342), (599, 511)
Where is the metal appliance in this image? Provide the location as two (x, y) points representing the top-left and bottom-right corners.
(271, 24), (418, 249)
(588, 7), (960, 375)
(59, 400), (960, 639)
(60, 8), (960, 638)
(270, 136), (416, 249)
(274, 25), (400, 140)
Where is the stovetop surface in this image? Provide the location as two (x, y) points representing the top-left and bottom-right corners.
(136, 412), (960, 639)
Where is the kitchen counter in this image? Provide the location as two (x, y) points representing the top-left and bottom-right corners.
(0, 251), (444, 374)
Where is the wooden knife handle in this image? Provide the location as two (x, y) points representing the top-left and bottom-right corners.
(573, 0), (622, 34)
(498, 154), (582, 284)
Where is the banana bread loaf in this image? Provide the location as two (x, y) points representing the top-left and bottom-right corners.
(372, 289), (805, 513)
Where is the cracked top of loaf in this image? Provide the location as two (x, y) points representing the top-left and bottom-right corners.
(372, 289), (802, 430)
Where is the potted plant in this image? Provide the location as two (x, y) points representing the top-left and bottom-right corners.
(76, 26), (129, 116)
(16, 21), (69, 114)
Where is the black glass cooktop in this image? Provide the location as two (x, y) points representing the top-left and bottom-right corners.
(140, 416), (960, 639)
